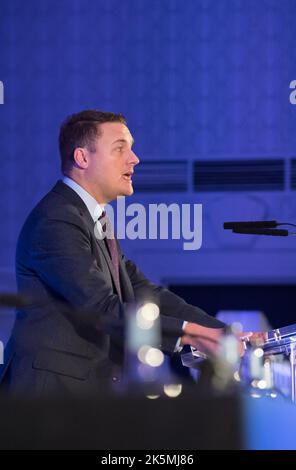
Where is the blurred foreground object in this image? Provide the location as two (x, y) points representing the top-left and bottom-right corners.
(0, 391), (295, 449)
(124, 302), (182, 398)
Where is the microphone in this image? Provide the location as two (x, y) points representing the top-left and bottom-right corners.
(224, 220), (278, 230)
(232, 228), (289, 236)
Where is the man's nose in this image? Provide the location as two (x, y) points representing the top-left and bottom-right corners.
(130, 151), (140, 166)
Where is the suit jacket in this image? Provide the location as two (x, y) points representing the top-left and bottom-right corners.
(6, 181), (224, 397)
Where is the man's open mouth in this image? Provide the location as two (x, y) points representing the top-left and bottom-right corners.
(122, 171), (133, 181)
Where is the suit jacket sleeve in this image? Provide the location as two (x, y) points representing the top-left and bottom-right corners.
(18, 214), (125, 342)
(122, 254), (225, 353)
(21, 212), (224, 355)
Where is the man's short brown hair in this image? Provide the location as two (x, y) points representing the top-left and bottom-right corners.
(59, 109), (127, 173)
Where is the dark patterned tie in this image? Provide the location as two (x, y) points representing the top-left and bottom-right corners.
(99, 211), (122, 300)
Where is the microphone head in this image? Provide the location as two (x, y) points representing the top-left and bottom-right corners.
(224, 220), (278, 230)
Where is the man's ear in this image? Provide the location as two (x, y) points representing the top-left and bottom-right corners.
(73, 147), (88, 169)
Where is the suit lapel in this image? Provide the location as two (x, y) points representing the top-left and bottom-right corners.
(52, 180), (131, 302)
(119, 256), (135, 302)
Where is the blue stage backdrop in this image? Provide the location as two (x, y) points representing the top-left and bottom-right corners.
(1, 0), (296, 328)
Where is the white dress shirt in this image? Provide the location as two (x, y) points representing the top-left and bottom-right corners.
(63, 176), (104, 238)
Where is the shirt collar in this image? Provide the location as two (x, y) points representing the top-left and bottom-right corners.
(62, 176), (103, 222)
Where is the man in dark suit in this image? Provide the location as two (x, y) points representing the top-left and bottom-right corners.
(6, 110), (244, 397)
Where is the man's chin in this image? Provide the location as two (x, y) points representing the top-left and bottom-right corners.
(121, 185), (134, 196)
(127, 186), (134, 196)
(116, 187), (134, 198)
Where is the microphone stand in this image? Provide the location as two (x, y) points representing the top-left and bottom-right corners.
(223, 220), (296, 400)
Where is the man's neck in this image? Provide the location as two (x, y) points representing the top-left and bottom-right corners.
(64, 174), (106, 206)
(63, 175), (105, 221)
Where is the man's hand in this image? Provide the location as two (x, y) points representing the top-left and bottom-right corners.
(181, 323), (265, 357)
(240, 331), (268, 347)
(181, 323), (225, 356)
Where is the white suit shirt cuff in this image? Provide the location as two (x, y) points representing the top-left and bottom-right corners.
(174, 321), (188, 353)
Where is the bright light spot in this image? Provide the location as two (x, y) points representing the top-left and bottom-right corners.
(163, 384), (182, 398)
(254, 348), (264, 358)
(257, 380), (267, 389)
(136, 311), (154, 330)
(233, 371), (241, 382)
(250, 393), (261, 399)
(139, 303), (160, 322)
(270, 392), (277, 398)
(137, 345), (151, 364)
(145, 348), (164, 367)
(146, 395), (160, 400)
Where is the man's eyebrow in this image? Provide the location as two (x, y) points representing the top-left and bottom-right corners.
(112, 137), (134, 146)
